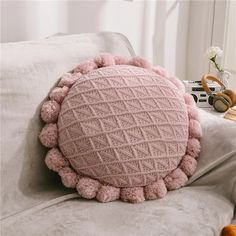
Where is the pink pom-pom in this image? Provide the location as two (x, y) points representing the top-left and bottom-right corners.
(76, 177), (100, 199)
(120, 187), (145, 203)
(58, 73), (82, 88)
(114, 55), (128, 65)
(129, 57), (151, 70)
(39, 123), (58, 148)
(186, 138), (201, 158)
(184, 93), (196, 106)
(189, 119), (202, 138)
(45, 148), (69, 172)
(96, 185), (120, 203)
(179, 155), (197, 176)
(49, 86), (69, 104)
(74, 61), (98, 74)
(164, 168), (188, 190)
(152, 66), (168, 77)
(41, 100), (60, 123)
(94, 53), (115, 67)
(59, 167), (79, 188)
(166, 76), (185, 93)
(144, 179), (167, 200)
(187, 105), (200, 121)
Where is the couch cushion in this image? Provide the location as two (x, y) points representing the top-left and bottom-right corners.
(0, 32), (135, 218)
(1, 187), (234, 236)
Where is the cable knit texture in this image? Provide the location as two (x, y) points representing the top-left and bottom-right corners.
(58, 65), (189, 187)
(39, 54), (202, 203)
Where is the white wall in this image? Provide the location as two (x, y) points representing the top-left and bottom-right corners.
(186, 1), (214, 81)
(1, 0), (234, 89)
(0, 1), (69, 43)
(222, 0), (236, 90)
(0, 1), (145, 55)
(0, 0), (190, 80)
(154, 1), (190, 80)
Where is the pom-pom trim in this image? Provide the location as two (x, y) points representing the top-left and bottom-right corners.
(39, 53), (201, 203)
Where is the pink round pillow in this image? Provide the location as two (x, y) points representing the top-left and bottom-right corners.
(39, 53), (202, 203)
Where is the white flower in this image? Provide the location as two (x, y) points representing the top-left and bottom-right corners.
(205, 46), (223, 59)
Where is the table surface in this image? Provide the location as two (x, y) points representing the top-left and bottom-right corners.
(201, 107), (226, 118)
(201, 107), (236, 124)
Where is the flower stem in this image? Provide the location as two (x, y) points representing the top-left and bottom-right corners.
(210, 56), (224, 72)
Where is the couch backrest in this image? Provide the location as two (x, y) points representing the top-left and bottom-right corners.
(0, 32), (135, 218)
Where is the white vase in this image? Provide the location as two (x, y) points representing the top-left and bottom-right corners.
(217, 71), (231, 89)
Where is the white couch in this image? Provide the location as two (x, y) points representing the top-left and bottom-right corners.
(1, 32), (236, 236)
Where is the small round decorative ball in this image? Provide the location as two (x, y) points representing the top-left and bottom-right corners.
(41, 100), (60, 123)
(39, 123), (58, 148)
(49, 86), (69, 104)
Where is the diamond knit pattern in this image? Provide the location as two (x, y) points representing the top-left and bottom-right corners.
(58, 65), (189, 187)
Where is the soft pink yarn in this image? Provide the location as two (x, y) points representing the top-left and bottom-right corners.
(164, 168), (188, 190)
(144, 179), (167, 200)
(39, 123), (58, 148)
(59, 167), (79, 188)
(186, 138), (201, 158)
(41, 100), (60, 123)
(179, 155), (197, 176)
(58, 73), (82, 88)
(120, 187), (145, 203)
(74, 61), (98, 74)
(96, 185), (120, 203)
(58, 65), (189, 188)
(187, 105), (200, 121)
(152, 66), (169, 77)
(49, 86), (69, 104)
(152, 67), (185, 93)
(76, 177), (100, 199)
(129, 57), (151, 69)
(184, 93), (196, 106)
(189, 119), (202, 138)
(94, 53), (115, 67)
(45, 148), (69, 172)
(114, 55), (128, 65)
(166, 76), (185, 93)
(39, 53), (202, 203)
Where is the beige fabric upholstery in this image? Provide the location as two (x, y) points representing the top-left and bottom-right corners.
(1, 33), (235, 236)
(0, 33), (135, 218)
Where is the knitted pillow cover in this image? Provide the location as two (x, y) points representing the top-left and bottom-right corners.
(39, 53), (202, 203)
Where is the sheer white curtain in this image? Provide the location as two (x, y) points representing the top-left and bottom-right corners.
(0, 1), (69, 42)
(223, 1), (236, 89)
(0, 0), (189, 80)
(1, 0), (234, 87)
